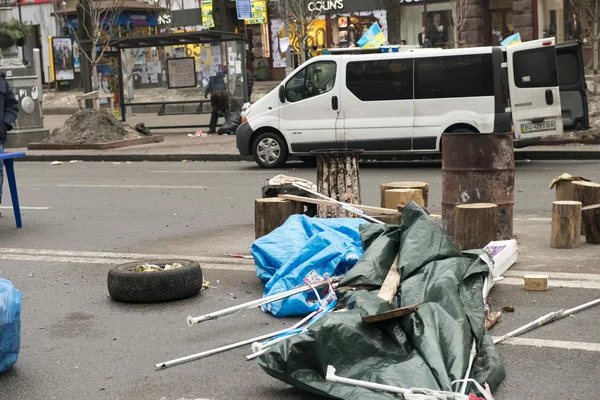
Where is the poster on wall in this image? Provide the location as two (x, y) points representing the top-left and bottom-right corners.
(72, 40), (81, 73)
(245, 0), (267, 24)
(95, 53), (121, 118)
(270, 19), (286, 68)
(201, 0), (214, 28)
(167, 57), (197, 89)
(51, 37), (75, 81)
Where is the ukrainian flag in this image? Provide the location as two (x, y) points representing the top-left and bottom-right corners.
(500, 32), (521, 47)
(357, 23), (387, 49)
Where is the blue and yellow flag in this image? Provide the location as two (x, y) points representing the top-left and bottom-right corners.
(500, 32), (521, 47)
(357, 23), (387, 49)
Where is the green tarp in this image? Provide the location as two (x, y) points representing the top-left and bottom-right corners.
(258, 203), (505, 399)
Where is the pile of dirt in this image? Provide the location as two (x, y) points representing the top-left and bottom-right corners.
(44, 109), (143, 144)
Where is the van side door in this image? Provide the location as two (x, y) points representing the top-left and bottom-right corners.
(556, 41), (590, 130)
(508, 39), (564, 139)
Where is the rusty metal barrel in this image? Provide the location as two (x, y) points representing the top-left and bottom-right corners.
(311, 149), (363, 218)
(442, 133), (515, 239)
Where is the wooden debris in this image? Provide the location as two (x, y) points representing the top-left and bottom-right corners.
(255, 198), (303, 239)
(384, 189), (424, 209)
(485, 311), (502, 330)
(524, 274), (549, 291)
(551, 201), (582, 249)
(380, 182), (430, 208)
(377, 256), (400, 303)
(572, 181), (600, 234)
(361, 303), (422, 323)
(278, 194), (401, 216)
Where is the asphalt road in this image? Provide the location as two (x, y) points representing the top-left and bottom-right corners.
(0, 160), (599, 400)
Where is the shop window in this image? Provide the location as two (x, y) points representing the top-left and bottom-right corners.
(285, 61), (337, 103)
(557, 52), (579, 87)
(415, 54), (494, 99)
(345, 59), (413, 101)
(513, 47), (559, 88)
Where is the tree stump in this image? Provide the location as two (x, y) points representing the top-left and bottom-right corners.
(555, 180), (577, 201)
(380, 182), (429, 208)
(384, 189), (424, 210)
(312, 149), (362, 218)
(582, 204), (600, 244)
(572, 182), (600, 234)
(551, 201), (582, 249)
(255, 198), (303, 239)
(453, 203), (498, 251)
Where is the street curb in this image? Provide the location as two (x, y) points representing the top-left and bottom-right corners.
(14, 150), (600, 163)
(27, 135), (164, 150)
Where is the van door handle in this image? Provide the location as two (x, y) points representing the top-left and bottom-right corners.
(332, 96), (339, 110)
(545, 89), (554, 105)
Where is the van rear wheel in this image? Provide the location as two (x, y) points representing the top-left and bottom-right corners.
(253, 132), (288, 168)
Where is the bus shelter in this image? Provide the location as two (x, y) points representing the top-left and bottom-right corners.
(107, 31), (246, 131)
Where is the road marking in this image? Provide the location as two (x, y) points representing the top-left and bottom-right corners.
(493, 337), (600, 352)
(514, 217), (552, 222)
(497, 277), (600, 290)
(57, 184), (208, 189)
(0, 247), (256, 270)
(150, 170), (269, 173)
(495, 270), (600, 289)
(504, 271), (600, 281)
(0, 206), (50, 210)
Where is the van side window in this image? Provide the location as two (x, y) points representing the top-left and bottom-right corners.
(345, 59), (413, 101)
(415, 54), (494, 99)
(513, 47), (559, 88)
(284, 61), (337, 103)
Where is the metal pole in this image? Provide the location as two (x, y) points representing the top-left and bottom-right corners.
(33, 48), (43, 119)
(156, 315), (313, 369)
(494, 297), (600, 344)
(117, 49), (126, 121)
(187, 277), (340, 325)
(283, 0), (292, 76)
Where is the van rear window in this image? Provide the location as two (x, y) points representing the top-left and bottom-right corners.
(557, 52), (579, 87)
(415, 54), (494, 99)
(513, 47), (558, 88)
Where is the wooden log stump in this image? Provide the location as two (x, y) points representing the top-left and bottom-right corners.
(582, 204), (600, 244)
(555, 180), (577, 201)
(453, 203), (498, 251)
(572, 182), (600, 234)
(551, 201), (582, 249)
(384, 189), (424, 210)
(380, 182), (429, 208)
(312, 149), (362, 218)
(255, 198), (303, 239)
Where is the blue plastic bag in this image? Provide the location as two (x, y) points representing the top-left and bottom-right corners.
(251, 215), (366, 317)
(0, 278), (21, 373)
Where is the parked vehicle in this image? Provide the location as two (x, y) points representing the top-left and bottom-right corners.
(237, 39), (571, 168)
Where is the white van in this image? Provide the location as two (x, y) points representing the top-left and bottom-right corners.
(236, 39), (564, 168)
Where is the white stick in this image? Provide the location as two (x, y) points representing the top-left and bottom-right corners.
(157, 315), (313, 369)
(494, 297), (600, 344)
(187, 278), (338, 325)
(291, 182), (384, 224)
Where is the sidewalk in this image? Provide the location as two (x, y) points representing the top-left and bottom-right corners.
(10, 126), (600, 162)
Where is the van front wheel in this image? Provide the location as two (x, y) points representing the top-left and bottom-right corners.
(253, 132), (288, 168)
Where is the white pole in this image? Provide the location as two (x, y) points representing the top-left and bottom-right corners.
(156, 315), (313, 369)
(187, 277), (339, 325)
(494, 297), (600, 344)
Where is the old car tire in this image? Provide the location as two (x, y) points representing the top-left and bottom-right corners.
(253, 132), (288, 168)
(107, 259), (203, 303)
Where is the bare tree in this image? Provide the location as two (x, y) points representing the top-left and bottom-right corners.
(268, 0), (322, 64)
(571, 0), (600, 91)
(53, 0), (126, 91)
(449, 0), (469, 48)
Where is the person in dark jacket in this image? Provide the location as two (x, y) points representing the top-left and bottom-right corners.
(209, 91), (242, 135)
(0, 73), (18, 207)
(204, 73), (227, 98)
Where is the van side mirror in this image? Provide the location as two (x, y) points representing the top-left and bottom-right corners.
(279, 85), (286, 103)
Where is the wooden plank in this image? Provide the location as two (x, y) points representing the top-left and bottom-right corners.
(377, 256), (400, 303)
(361, 303), (422, 323)
(524, 274), (549, 291)
(278, 194), (400, 215)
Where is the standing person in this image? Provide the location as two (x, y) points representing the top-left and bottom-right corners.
(427, 13), (447, 47)
(204, 72), (227, 133)
(246, 60), (255, 103)
(0, 73), (18, 210)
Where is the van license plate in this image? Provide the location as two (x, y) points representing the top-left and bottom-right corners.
(521, 121), (556, 134)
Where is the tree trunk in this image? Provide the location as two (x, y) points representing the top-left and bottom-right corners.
(594, 21), (598, 94)
(254, 198), (303, 239)
(213, 1), (235, 32)
(77, 0), (95, 100)
(384, 0), (402, 44)
(384, 189), (424, 210)
(551, 201), (582, 249)
(453, 203), (498, 251)
(582, 204), (600, 244)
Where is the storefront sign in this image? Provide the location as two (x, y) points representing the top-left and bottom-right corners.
(307, 0), (344, 12)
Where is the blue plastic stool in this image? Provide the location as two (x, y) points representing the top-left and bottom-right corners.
(0, 152), (26, 228)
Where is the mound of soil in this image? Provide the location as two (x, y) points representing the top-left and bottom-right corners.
(45, 109), (143, 144)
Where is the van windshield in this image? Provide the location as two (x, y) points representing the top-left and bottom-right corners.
(285, 61), (337, 102)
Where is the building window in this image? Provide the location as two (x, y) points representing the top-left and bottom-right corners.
(415, 54), (494, 99)
(346, 59), (413, 101)
(285, 61), (337, 102)
(513, 47), (559, 88)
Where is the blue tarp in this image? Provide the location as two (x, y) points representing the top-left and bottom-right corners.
(0, 278), (21, 374)
(251, 215), (367, 317)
